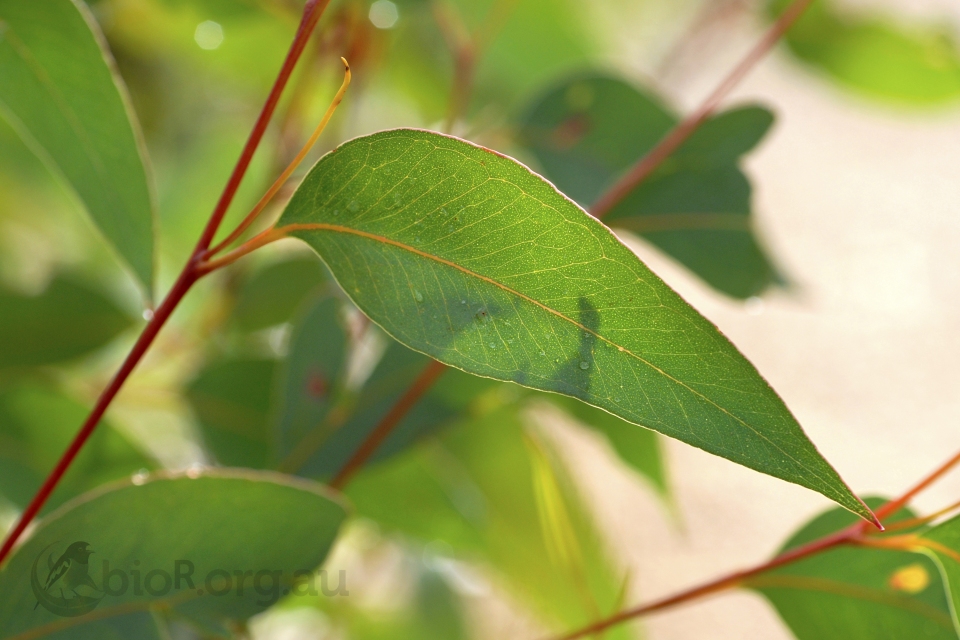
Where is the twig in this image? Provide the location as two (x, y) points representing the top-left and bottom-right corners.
(194, 0), (332, 252)
(329, 359), (448, 489)
(434, 0), (520, 134)
(0, 0), (333, 567)
(206, 57), (352, 257)
(590, 0), (814, 220)
(547, 445), (960, 640)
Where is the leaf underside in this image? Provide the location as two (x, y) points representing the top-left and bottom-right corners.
(278, 128), (871, 521)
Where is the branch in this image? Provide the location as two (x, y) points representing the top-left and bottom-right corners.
(548, 445), (960, 640)
(0, 0), (333, 567)
(194, 0), (332, 252)
(206, 57), (352, 257)
(589, 0), (814, 220)
(329, 358), (448, 489)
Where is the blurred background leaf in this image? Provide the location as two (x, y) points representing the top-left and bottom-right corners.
(518, 73), (782, 299)
(0, 472), (347, 638)
(0, 0), (157, 292)
(0, 382), (155, 513)
(0, 275), (133, 370)
(772, 0), (960, 105)
(347, 406), (636, 638)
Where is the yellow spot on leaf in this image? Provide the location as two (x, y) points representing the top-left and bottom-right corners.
(889, 563), (930, 593)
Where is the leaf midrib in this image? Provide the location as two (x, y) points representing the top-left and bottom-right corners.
(280, 221), (831, 488)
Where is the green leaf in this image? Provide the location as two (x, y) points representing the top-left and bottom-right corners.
(0, 470), (347, 637)
(231, 257), (328, 332)
(772, 0), (960, 105)
(185, 358), (277, 469)
(0, 276), (133, 369)
(546, 395), (668, 497)
(749, 498), (956, 640)
(279, 128), (871, 521)
(0, 0), (156, 291)
(278, 300), (494, 478)
(518, 73), (780, 298)
(275, 294), (350, 469)
(348, 408), (634, 638)
(918, 512), (960, 633)
(0, 383), (154, 513)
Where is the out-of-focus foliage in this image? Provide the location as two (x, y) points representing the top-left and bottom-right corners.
(0, 0), (157, 291)
(0, 383), (154, 512)
(750, 498), (956, 639)
(347, 406), (635, 639)
(519, 73), (781, 298)
(0, 276), (133, 369)
(772, 0), (960, 105)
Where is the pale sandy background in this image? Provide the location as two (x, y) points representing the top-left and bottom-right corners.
(548, 0), (960, 638)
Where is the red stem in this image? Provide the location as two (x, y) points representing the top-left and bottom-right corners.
(590, 0), (814, 220)
(195, 0), (331, 254)
(0, 0), (332, 567)
(549, 524), (860, 640)
(329, 359), (448, 489)
(549, 444), (960, 640)
(0, 267), (197, 564)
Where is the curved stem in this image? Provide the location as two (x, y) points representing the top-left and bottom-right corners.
(206, 57), (352, 257)
(194, 0), (332, 253)
(589, 0), (814, 220)
(329, 359), (448, 489)
(0, 0), (333, 568)
(0, 266), (198, 565)
(548, 445), (960, 640)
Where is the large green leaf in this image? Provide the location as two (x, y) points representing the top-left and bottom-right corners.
(0, 0), (156, 291)
(0, 276), (133, 370)
(348, 408), (634, 639)
(279, 128), (871, 521)
(918, 513), (960, 634)
(518, 73), (780, 298)
(0, 383), (154, 513)
(0, 470), (347, 638)
(771, 0), (960, 105)
(749, 498), (956, 639)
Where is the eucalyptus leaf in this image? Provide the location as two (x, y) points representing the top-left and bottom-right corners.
(518, 73), (780, 298)
(917, 512), (960, 634)
(749, 498), (956, 640)
(0, 470), (347, 638)
(279, 128), (871, 521)
(0, 0), (156, 291)
(275, 294), (349, 468)
(0, 276), (133, 369)
(0, 383), (154, 513)
(186, 358), (277, 469)
(231, 257), (327, 333)
(771, 0), (960, 104)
